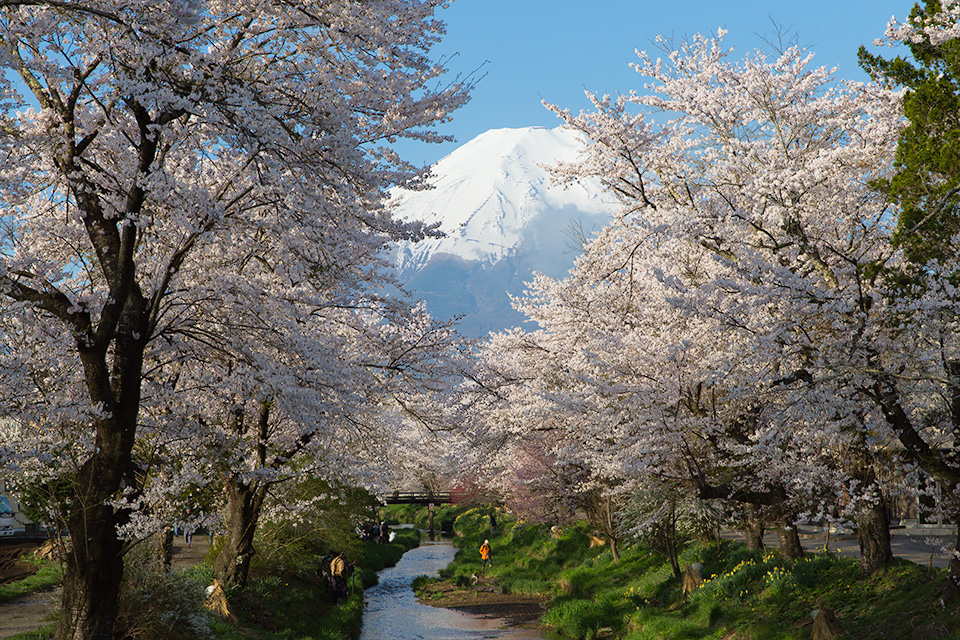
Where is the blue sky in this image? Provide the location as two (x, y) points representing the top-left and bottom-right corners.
(396, 0), (910, 167)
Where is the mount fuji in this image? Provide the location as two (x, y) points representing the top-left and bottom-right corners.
(390, 126), (615, 338)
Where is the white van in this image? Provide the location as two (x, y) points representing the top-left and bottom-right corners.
(0, 495), (17, 536)
(0, 484), (36, 537)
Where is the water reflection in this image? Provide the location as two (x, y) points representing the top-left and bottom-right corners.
(359, 538), (551, 640)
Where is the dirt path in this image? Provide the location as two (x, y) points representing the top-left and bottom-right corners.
(0, 540), (56, 639)
(0, 590), (58, 638)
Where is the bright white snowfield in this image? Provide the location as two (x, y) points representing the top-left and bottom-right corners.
(391, 126), (614, 338)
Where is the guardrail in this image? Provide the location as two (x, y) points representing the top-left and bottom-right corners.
(383, 492), (453, 505)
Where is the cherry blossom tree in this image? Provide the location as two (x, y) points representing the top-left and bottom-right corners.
(191, 294), (464, 588)
(0, 1), (471, 637)
(476, 31), (908, 572)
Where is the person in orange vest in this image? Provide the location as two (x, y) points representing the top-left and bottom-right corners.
(479, 539), (493, 570)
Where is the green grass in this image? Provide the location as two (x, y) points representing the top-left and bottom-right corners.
(4, 626), (57, 640)
(438, 515), (960, 640)
(0, 556), (61, 604)
(213, 525), (422, 640)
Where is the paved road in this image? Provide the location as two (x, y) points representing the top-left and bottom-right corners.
(722, 530), (955, 569)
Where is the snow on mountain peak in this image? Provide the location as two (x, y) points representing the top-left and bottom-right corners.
(391, 126), (611, 274)
(390, 126), (614, 338)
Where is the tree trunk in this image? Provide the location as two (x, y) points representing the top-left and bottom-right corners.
(942, 496), (960, 602)
(57, 503), (125, 640)
(55, 429), (136, 640)
(56, 332), (144, 640)
(214, 402), (273, 589)
(666, 535), (681, 580)
(846, 423), (893, 574)
(857, 492), (893, 575)
(608, 533), (621, 563)
(947, 530), (960, 602)
(155, 529), (174, 573)
(213, 475), (266, 589)
(776, 516), (804, 560)
(744, 504), (765, 551)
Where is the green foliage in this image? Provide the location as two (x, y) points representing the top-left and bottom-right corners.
(790, 552), (833, 589)
(694, 550), (780, 603)
(115, 543), (213, 640)
(227, 573), (364, 640)
(214, 522), (421, 640)
(380, 503), (467, 533)
(17, 476), (75, 531)
(859, 0), (960, 270)
(410, 575), (434, 593)
(451, 504), (505, 539)
(205, 533), (224, 567)
(252, 479), (378, 578)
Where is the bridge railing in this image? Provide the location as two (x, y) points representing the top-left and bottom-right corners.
(383, 491), (453, 505)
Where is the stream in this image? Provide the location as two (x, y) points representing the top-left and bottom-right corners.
(359, 536), (554, 640)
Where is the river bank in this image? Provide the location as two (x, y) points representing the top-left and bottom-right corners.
(0, 527), (421, 640)
(409, 506), (960, 640)
(416, 572), (546, 629)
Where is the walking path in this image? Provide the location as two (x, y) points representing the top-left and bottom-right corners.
(722, 528), (955, 569)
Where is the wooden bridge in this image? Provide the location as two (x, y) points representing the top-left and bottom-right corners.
(383, 491), (453, 505)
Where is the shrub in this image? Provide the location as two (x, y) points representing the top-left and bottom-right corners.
(115, 543), (212, 640)
(697, 555), (768, 602)
(761, 565), (796, 597)
(410, 575), (434, 592)
(357, 567), (379, 589)
(452, 505), (506, 539)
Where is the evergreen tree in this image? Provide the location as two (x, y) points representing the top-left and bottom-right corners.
(859, 0), (960, 269)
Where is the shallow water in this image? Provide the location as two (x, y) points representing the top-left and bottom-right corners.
(359, 537), (551, 640)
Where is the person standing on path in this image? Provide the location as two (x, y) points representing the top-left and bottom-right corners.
(183, 507), (193, 548)
(479, 539), (493, 570)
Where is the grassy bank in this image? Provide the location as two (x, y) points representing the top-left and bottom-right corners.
(3, 527), (422, 640)
(211, 526), (421, 640)
(423, 508), (960, 640)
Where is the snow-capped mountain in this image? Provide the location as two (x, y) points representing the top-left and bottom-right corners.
(391, 126), (614, 338)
